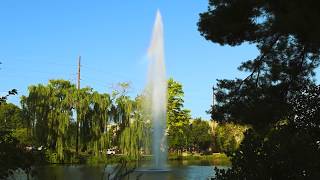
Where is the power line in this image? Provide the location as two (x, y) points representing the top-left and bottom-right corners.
(1, 56), (142, 95)
(2, 58), (141, 83)
(81, 65), (140, 81)
(2, 58), (77, 68)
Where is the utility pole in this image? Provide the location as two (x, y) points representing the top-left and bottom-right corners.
(76, 56), (81, 153)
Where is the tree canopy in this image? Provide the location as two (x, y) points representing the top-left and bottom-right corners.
(188, 118), (212, 152)
(199, 0), (320, 129)
(167, 78), (192, 152)
(199, 1), (320, 179)
(198, 0), (320, 52)
(214, 85), (320, 179)
(0, 103), (23, 130)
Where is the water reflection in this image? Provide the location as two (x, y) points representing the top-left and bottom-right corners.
(25, 160), (227, 180)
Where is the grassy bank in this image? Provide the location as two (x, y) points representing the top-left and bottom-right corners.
(168, 153), (231, 166)
(45, 150), (231, 166)
(45, 150), (127, 165)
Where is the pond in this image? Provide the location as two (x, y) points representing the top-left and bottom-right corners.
(10, 160), (227, 180)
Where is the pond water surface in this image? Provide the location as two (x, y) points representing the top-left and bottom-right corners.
(11, 160), (227, 180)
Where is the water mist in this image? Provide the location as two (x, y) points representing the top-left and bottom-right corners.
(146, 10), (167, 169)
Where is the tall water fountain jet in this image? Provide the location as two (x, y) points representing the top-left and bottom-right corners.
(147, 10), (167, 169)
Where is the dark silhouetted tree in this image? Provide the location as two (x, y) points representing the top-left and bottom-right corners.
(198, 0), (320, 130)
(214, 85), (320, 179)
(198, 1), (320, 179)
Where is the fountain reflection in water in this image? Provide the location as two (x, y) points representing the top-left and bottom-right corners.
(146, 9), (168, 170)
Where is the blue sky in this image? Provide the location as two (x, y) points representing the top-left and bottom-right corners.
(0, 0), (282, 119)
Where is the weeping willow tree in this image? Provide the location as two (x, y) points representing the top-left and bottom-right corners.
(89, 92), (111, 156)
(21, 80), (75, 161)
(74, 87), (92, 152)
(115, 96), (133, 130)
(46, 80), (74, 160)
(21, 84), (50, 145)
(52, 81), (74, 160)
(119, 95), (151, 159)
(20, 80), (153, 161)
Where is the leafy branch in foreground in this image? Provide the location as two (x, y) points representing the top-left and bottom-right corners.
(0, 89), (17, 104)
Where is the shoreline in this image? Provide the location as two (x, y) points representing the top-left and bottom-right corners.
(44, 152), (231, 166)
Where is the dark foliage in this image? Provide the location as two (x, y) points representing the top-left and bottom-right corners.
(290, 85), (320, 128)
(0, 89), (17, 105)
(0, 131), (35, 179)
(213, 85), (320, 179)
(199, 0), (320, 129)
(199, 1), (320, 179)
(210, 36), (319, 129)
(198, 0), (320, 52)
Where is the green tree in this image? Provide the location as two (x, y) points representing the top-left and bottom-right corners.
(0, 103), (23, 130)
(88, 92), (111, 155)
(167, 78), (191, 153)
(215, 123), (247, 153)
(189, 118), (212, 152)
(0, 75), (35, 179)
(109, 82), (133, 144)
(21, 80), (75, 161)
(74, 87), (92, 152)
(21, 84), (51, 145)
(119, 94), (152, 159)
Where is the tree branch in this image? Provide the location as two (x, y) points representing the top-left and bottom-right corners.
(236, 35), (281, 92)
(0, 89), (18, 104)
